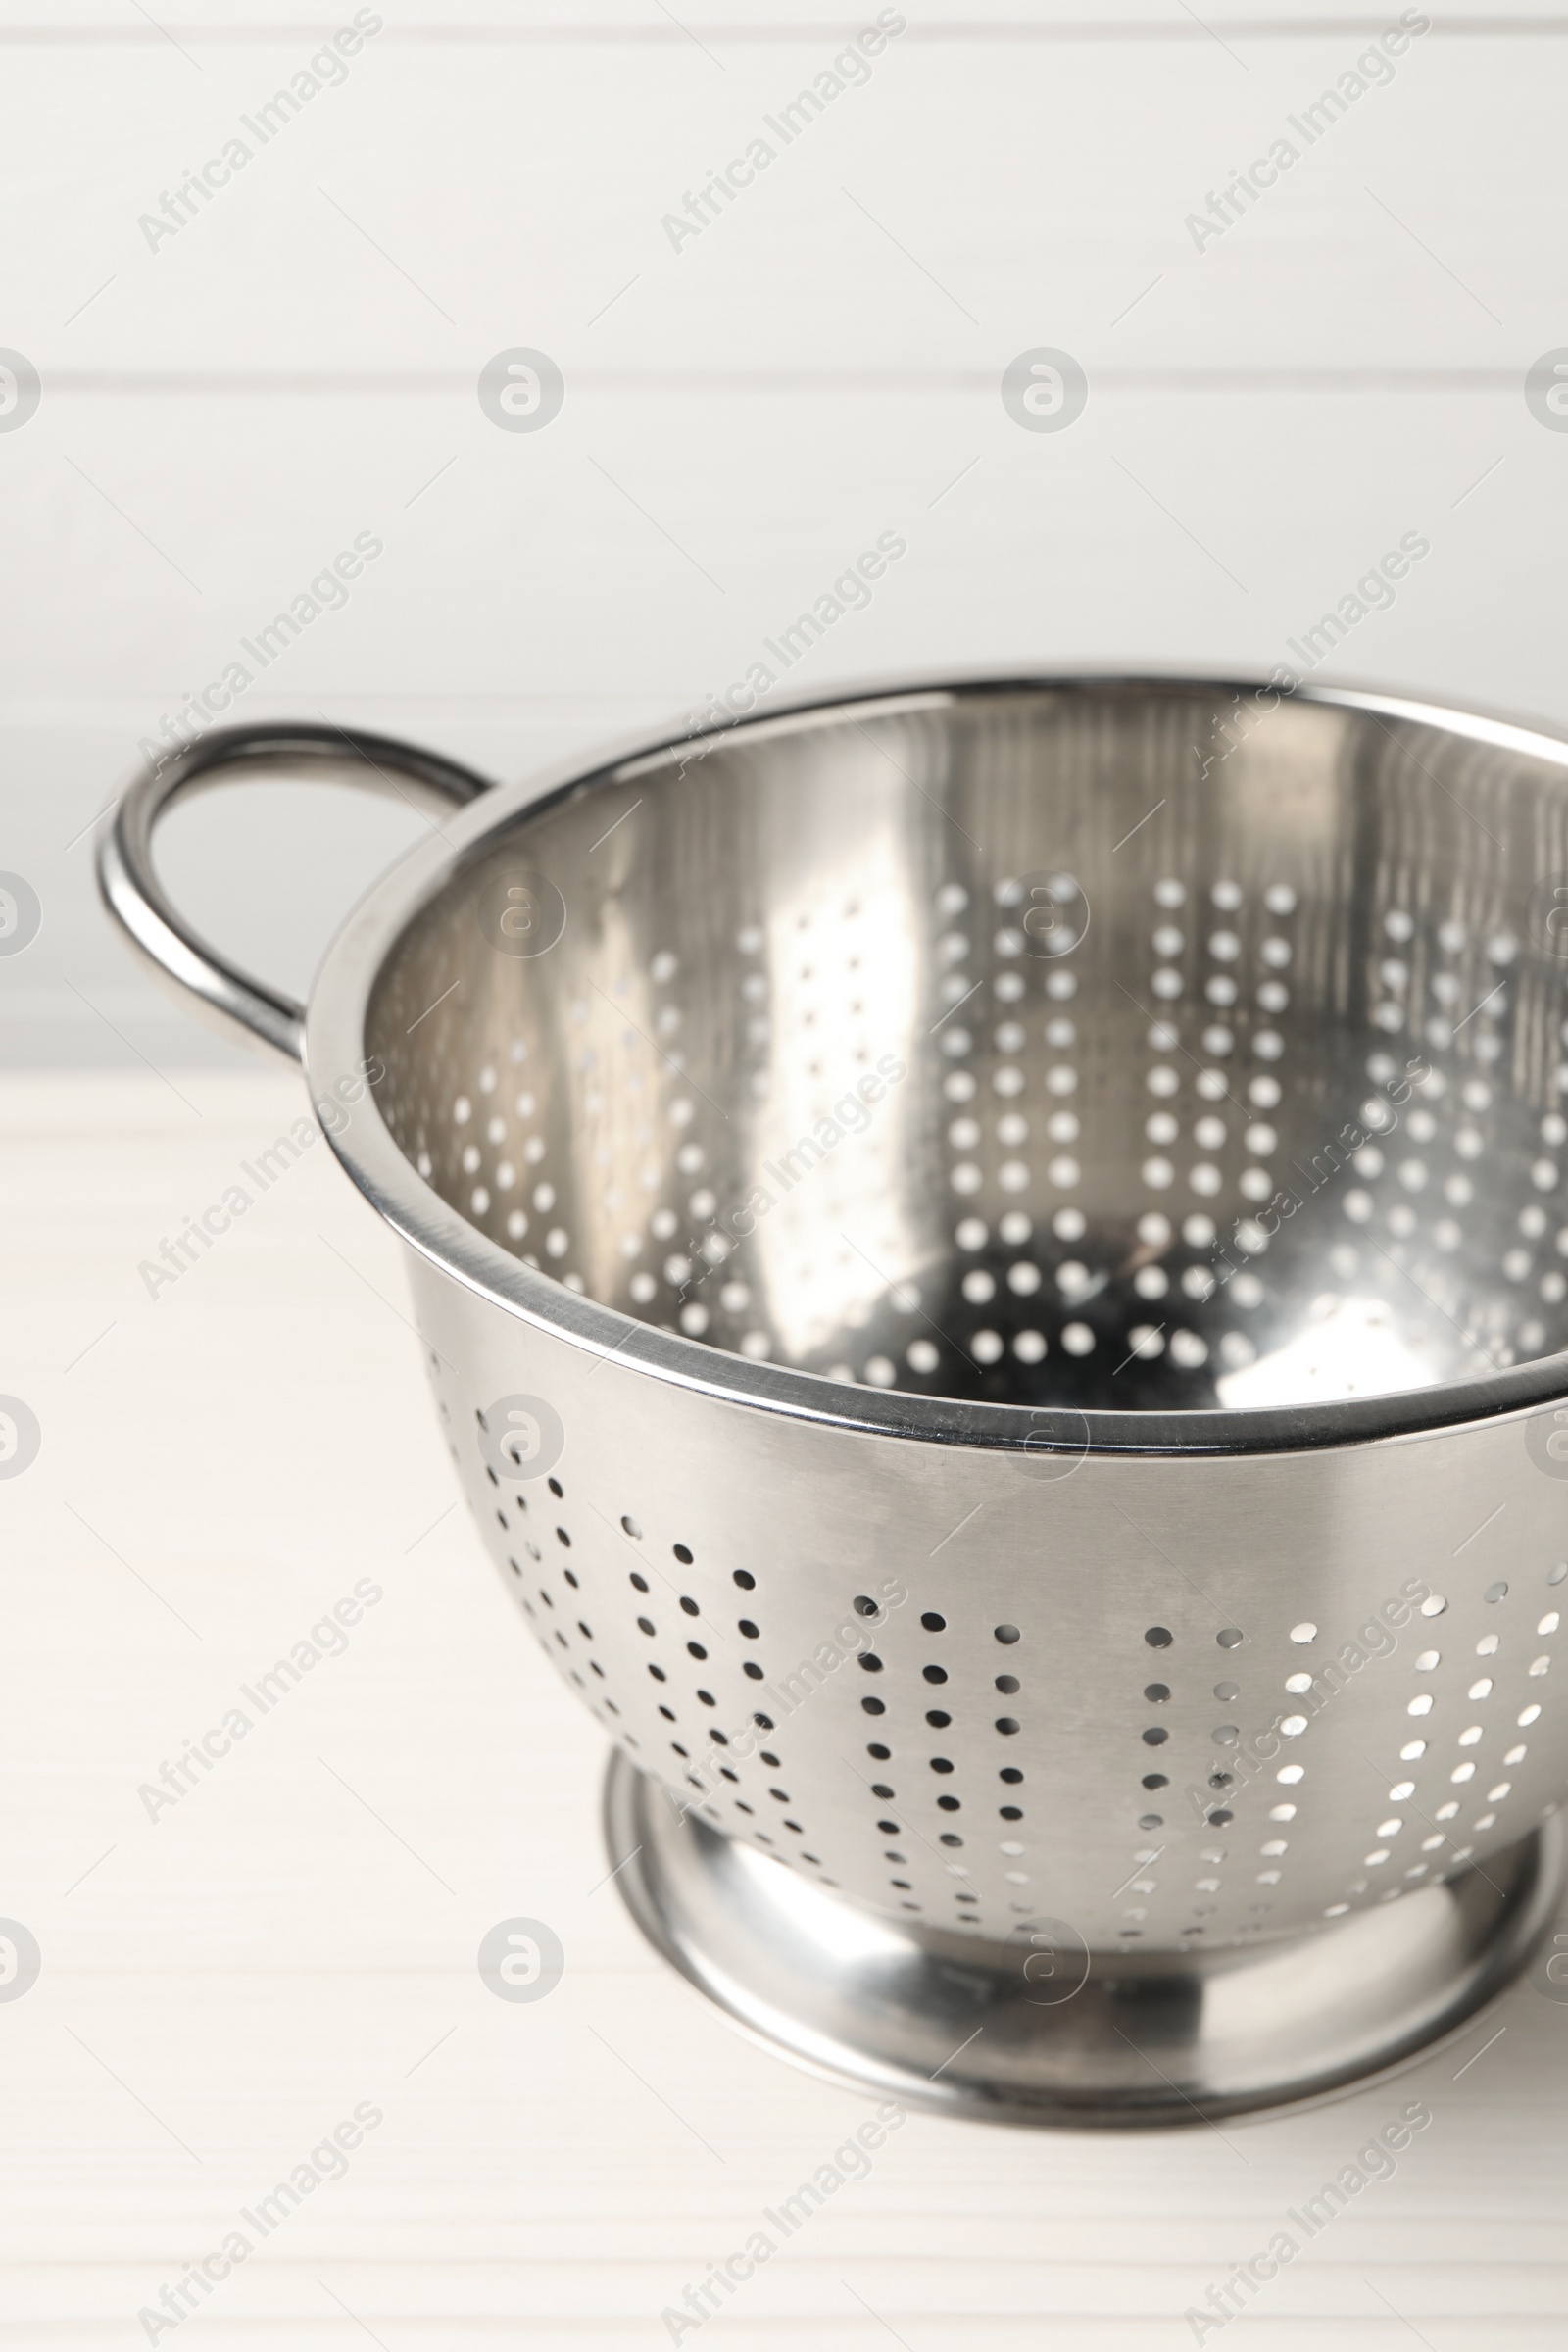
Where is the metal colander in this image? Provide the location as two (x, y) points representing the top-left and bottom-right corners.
(101, 678), (1568, 2125)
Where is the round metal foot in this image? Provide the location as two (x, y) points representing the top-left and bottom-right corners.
(604, 1752), (1563, 2129)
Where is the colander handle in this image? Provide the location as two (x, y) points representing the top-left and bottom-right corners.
(97, 721), (494, 1065)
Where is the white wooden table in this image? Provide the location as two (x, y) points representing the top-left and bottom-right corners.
(1, 1067), (1564, 2348)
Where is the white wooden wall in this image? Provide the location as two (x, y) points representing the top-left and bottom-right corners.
(3, 10), (1568, 2346)
(5, 2), (1567, 1061)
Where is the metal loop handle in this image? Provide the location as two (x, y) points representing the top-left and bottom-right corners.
(97, 722), (495, 1065)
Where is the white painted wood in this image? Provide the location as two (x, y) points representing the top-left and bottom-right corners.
(3, 11), (1562, 1058)
(2, 372), (1556, 1057)
(6, 388), (1539, 694)
(3, 32), (1549, 375)
(9, 6), (1568, 33)
(1, 1069), (1565, 2347)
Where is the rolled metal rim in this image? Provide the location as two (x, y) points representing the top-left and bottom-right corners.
(307, 668), (1568, 1460)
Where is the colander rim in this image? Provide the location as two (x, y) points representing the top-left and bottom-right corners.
(307, 667), (1568, 1460)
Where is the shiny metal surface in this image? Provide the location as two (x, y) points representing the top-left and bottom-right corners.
(100, 675), (1568, 2120)
(606, 1748), (1563, 2127)
(361, 678), (1568, 1428)
(405, 1232), (1567, 1971)
(98, 722), (491, 1065)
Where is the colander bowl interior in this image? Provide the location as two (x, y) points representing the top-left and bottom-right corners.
(364, 679), (1568, 1418)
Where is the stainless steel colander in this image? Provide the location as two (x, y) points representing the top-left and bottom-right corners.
(100, 678), (1568, 2126)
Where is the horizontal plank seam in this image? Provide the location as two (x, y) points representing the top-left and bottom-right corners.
(5, 17), (1568, 41)
(21, 372), (1536, 395)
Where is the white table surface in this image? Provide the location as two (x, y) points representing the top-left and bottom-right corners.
(3, 1066), (1565, 2348)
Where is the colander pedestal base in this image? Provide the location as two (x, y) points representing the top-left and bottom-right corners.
(605, 1753), (1562, 2129)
